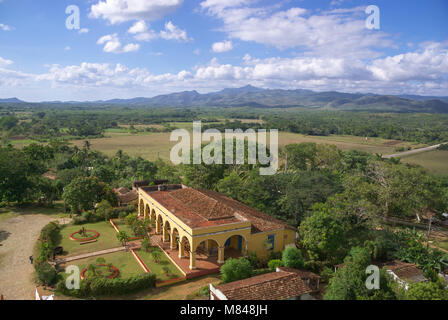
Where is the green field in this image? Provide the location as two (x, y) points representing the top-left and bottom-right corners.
(401, 150), (448, 176)
(58, 221), (121, 257)
(71, 129), (424, 162)
(62, 251), (144, 279)
(136, 248), (184, 281)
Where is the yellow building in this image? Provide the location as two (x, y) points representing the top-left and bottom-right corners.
(137, 184), (296, 270)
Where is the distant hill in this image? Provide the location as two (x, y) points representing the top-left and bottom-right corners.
(1, 86), (448, 113)
(0, 97), (25, 103)
(95, 85), (446, 113)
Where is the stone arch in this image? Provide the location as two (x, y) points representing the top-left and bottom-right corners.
(150, 208), (156, 223)
(171, 227), (180, 250)
(163, 219), (171, 243)
(145, 204), (150, 219)
(178, 235), (190, 259)
(139, 199), (144, 217)
(223, 234), (247, 259)
(156, 214), (163, 235)
(195, 239), (220, 258)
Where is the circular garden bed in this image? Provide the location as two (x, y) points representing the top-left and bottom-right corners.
(70, 229), (100, 241)
(80, 264), (119, 280)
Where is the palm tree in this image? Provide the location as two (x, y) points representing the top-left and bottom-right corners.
(117, 231), (130, 247)
(151, 250), (162, 263)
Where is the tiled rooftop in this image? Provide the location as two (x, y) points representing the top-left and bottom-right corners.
(383, 260), (427, 283)
(215, 270), (312, 300)
(141, 186), (292, 232)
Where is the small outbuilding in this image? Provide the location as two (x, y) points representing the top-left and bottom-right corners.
(209, 268), (316, 300)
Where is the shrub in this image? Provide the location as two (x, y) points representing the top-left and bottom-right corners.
(57, 273), (156, 298)
(245, 251), (261, 269)
(141, 238), (151, 252)
(119, 211), (128, 220)
(282, 246), (305, 269)
(405, 281), (448, 300)
(220, 258), (254, 283)
(36, 262), (58, 285)
(37, 222), (61, 262)
(72, 216), (87, 225)
(126, 213), (138, 226)
(267, 259), (284, 270)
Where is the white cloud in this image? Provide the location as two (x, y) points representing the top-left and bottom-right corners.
(0, 23), (11, 31)
(212, 40), (233, 53)
(90, 0), (183, 24)
(79, 28), (89, 34)
(64, 46), (71, 51)
(200, 2), (392, 58)
(159, 21), (191, 42)
(97, 33), (140, 53)
(1, 42), (448, 100)
(129, 21), (191, 42)
(128, 20), (148, 34)
(0, 57), (13, 66)
(368, 42), (448, 82)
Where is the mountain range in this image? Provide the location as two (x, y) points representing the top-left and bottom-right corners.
(2, 85), (448, 113)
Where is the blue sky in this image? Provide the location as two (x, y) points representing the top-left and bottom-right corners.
(0, 0), (447, 101)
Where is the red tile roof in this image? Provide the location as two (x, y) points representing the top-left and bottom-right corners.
(114, 188), (138, 204)
(382, 260), (427, 283)
(215, 270), (312, 300)
(143, 186), (292, 232)
(276, 267), (321, 280)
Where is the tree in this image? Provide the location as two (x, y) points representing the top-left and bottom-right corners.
(141, 238), (151, 252)
(405, 281), (448, 300)
(282, 247), (305, 269)
(117, 231), (130, 247)
(220, 258), (254, 283)
(62, 176), (107, 214)
(96, 200), (113, 221)
(299, 204), (347, 263)
(324, 247), (396, 300)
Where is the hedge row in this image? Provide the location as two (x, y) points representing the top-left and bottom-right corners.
(73, 205), (135, 225)
(57, 273), (156, 298)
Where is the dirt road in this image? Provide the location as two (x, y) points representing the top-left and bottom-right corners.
(0, 214), (62, 300)
(383, 142), (448, 159)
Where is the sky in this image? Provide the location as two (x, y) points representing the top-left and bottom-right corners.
(0, 0), (447, 102)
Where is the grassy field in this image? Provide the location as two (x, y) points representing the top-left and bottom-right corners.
(72, 129), (425, 162)
(62, 251), (144, 279)
(136, 248), (184, 281)
(58, 221), (121, 257)
(400, 150), (448, 176)
(0, 202), (69, 224)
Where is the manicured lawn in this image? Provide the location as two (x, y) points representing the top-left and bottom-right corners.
(136, 248), (184, 281)
(113, 219), (136, 236)
(62, 251), (145, 279)
(58, 221), (121, 257)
